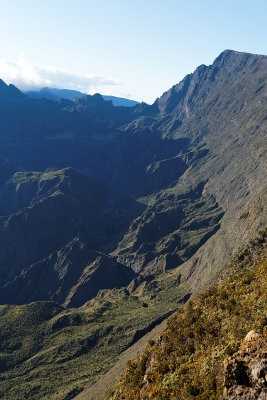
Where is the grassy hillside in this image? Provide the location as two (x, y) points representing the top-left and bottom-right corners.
(0, 264), (191, 400)
(107, 229), (266, 400)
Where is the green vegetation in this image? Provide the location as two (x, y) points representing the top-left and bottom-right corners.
(108, 230), (266, 400)
(0, 263), (190, 400)
(113, 182), (223, 274)
(8, 168), (75, 185)
(7, 170), (42, 184)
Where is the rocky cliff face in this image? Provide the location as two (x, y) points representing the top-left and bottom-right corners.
(159, 50), (267, 293)
(223, 330), (267, 400)
(155, 50), (267, 118)
(116, 50), (267, 289)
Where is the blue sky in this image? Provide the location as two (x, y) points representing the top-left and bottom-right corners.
(0, 0), (266, 103)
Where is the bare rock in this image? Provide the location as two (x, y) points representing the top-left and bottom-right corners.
(222, 332), (267, 399)
(244, 330), (261, 343)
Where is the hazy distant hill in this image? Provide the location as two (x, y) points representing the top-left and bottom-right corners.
(25, 86), (140, 107)
(102, 94), (140, 107)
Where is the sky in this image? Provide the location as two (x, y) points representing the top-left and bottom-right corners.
(0, 0), (266, 103)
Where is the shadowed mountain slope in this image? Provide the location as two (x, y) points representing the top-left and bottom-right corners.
(0, 168), (137, 306)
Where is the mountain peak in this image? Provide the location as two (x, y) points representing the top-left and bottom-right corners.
(219, 48), (264, 56)
(214, 48), (267, 67)
(0, 79), (8, 88)
(0, 79), (24, 103)
(154, 49), (267, 116)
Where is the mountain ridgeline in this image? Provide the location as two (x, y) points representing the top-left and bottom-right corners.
(25, 87), (140, 107)
(0, 49), (266, 400)
(105, 230), (267, 400)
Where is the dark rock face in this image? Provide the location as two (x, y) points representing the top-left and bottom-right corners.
(63, 254), (136, 307)
(223, 331), (267, 400)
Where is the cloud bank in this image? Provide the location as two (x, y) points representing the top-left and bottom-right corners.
(0, 55), (119, 93)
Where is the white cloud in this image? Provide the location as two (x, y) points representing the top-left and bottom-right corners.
(0, 54), (120, 93)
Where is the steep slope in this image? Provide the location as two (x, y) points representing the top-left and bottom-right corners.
(0, 168), (137, 306)
(156, 50), (266, 116)
(120, 49), (267, 290)
(114, 182), (223, 274)
(0, 79), (25, 105)
(222, 330), (267, 400)
(107, 230), (266, 400)
(170, 50), (267, 292)
(0, 231), (264, 400)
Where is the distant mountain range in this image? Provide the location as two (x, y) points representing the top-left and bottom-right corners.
(24, 86), (140, 107)
(0, 49), (266, 400)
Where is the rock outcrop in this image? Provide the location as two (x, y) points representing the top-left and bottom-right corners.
(223, 330), (267, 400)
